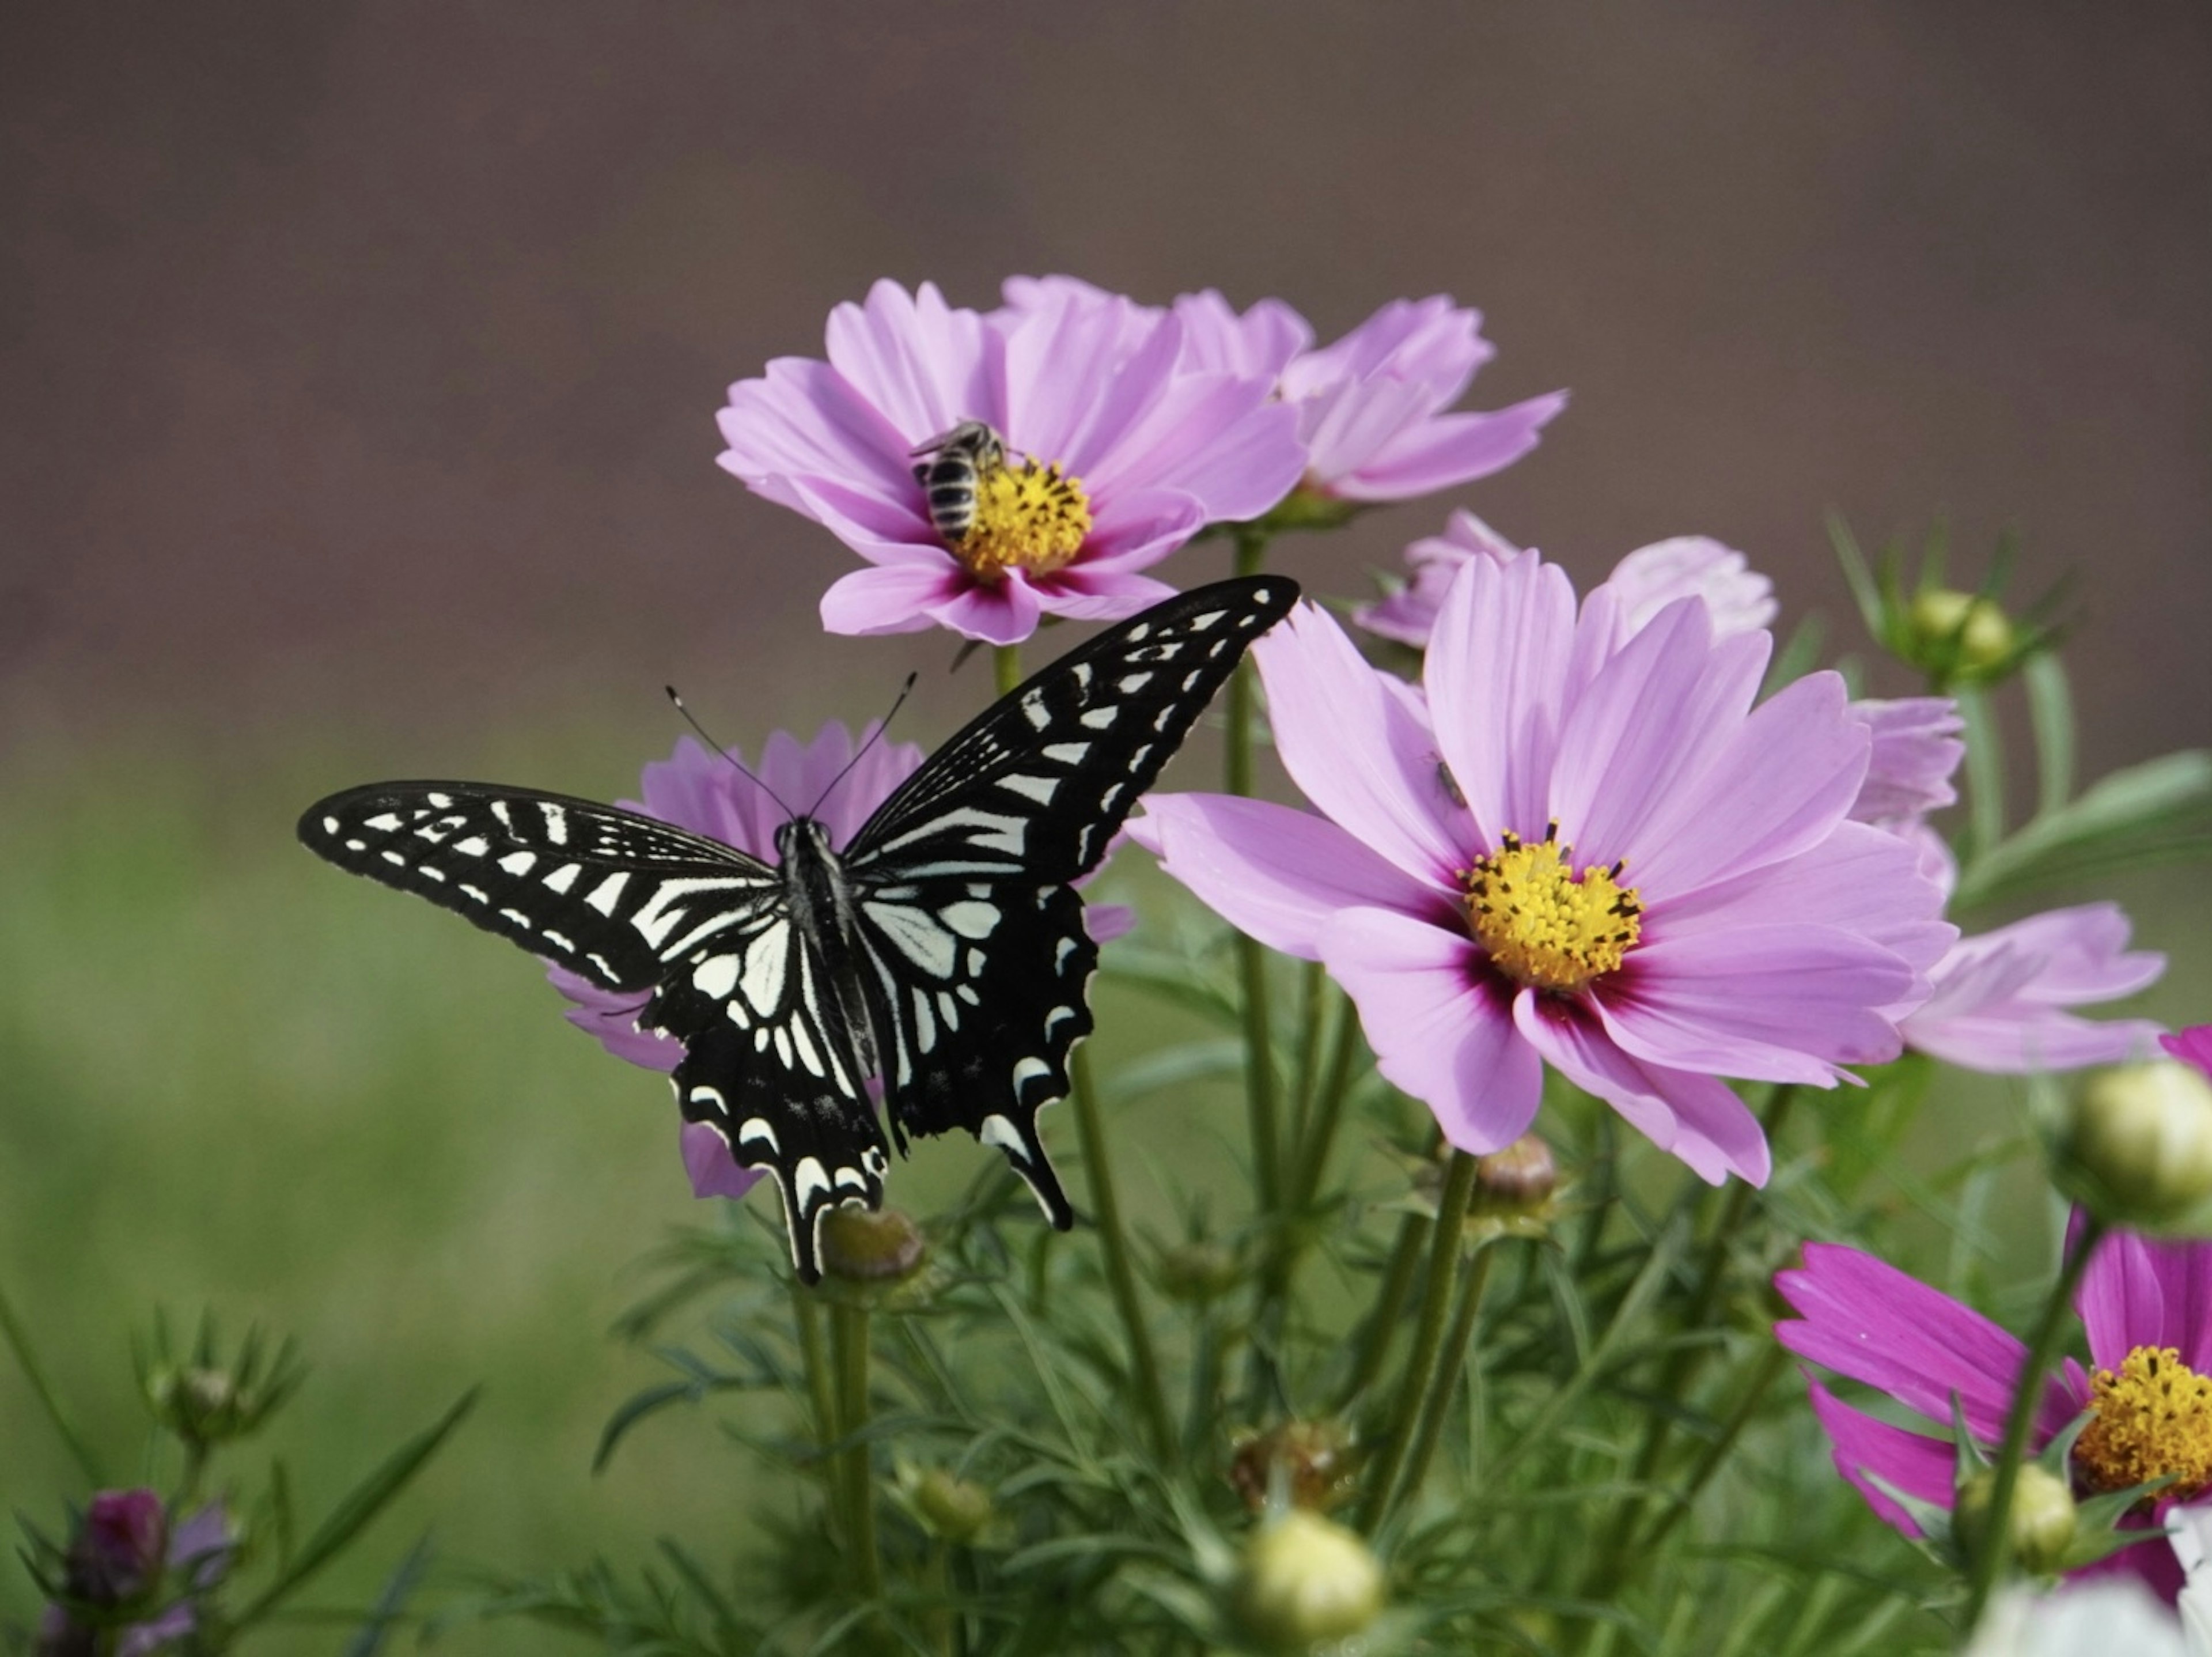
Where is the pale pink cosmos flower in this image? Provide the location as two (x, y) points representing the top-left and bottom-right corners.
(1002, 281), (1565, 504)
(1353, 512), (1773, 650)
(1890, 831), (2165, 1072)
(716, 279), (1304, 645)
(1132, 547), (1952, 1183)
(1845, 699), (1965, 826)
(1777, 1210), (2212, 1602)
(549, 724), (1133, 1201)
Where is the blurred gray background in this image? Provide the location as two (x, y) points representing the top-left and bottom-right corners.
(3, 1), (2207, 764)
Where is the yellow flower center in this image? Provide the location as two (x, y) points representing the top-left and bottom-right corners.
(2074, 1345), (2212, 1501)
(1463, 824), (1642, 994)
(954, 457), (1093, 581)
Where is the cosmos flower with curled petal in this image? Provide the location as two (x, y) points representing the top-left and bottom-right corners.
(1354, 511), (1774, 649)
(716, 279), (1304, 646)
(548, 722), (1133, 1200)
(1005, 279), (1566, 507)
(1778, 1181), (2212, 1603)
(1131, 546), (1952, 1183)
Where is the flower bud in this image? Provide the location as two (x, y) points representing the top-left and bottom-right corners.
(911, 1467), (994, 1543)
(2065, 1061), (2212, 1224)
(819, 1205), (927, 1283)
(1955, 1464), (2077, 1575)
(1474, 1134), (1558, 1212)
(1234, 1511), (1385, 1649)
(66, 1490), (166, 1604)
(1228, 1420), (1358, 1514)
(1154, 1240), (1243, 1304)
(1909, 588), (2014, 671)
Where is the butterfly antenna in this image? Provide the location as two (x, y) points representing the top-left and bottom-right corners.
(664, 686), (797, 818)
(808, 672), (919, 818)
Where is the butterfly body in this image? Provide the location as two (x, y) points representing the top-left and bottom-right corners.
(299, 577), (1300, 1281)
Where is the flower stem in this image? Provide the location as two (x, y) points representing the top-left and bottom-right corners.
(0, 1277), (101, 1486)
(1335, 1213), (1428, 1412)
(1070, 1044), (1176, 1462)
(1389, 1239), (1496, 1515)
(1357, 1149), (1479, 1533)
(1962, 1213), (2104, 1628)
(993, 644), (1022, 699)
(791, 1283), (836, 1453)
(828, 1300), (882, 1600)
(1635, 1340), (1790, 1553)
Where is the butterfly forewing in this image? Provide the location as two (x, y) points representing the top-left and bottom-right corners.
(299, 782), (778, 992)
(844, 577), (1300, 1208)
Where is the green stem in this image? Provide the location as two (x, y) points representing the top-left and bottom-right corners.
(1586, 1086), (1797, 1598)
(1357, 1151), (1479, 1533)
(829, 1302), (882, 1600)
(791, 1284), (836, 1454)
(1287, 959), (1327, 1154)
(1962, 1214), (2104, 1627)
(993, 644), (1022, 699)
(1389, 1240), (1495, 1516)
(1287, 993), (1361, 1216)
(0, 1278), (101, 1485)
(1637, 1341), (1789, 1553)
(1070, 1045), (1175, 1462)
(1336, 1213), (1429, 1412)
(1238, 940), (1282, 1218)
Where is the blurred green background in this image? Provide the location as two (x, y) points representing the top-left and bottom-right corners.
(3, 2), (2207, 1650)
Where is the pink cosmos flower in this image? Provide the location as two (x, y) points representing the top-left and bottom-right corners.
(40, 1492), (229, 1656)
(1005, 280), (1566, 505)
(1846, 699), (1965, 826)
(550, 724), (1134, 1201)
(1353, 512), (1774, 650)
(1776, 1217), (2212, 1602)
(1888, 829), (2165, 1073)
(1131, 547), (1952, 1183)
(715, 279), (1304, 645)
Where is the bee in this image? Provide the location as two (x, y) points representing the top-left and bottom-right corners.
(911, 421), (1007, 545)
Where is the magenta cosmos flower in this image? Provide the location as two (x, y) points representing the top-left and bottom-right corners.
(1776, 1207), (2212, 1601)
(1355, 510), (1776, 648)
(549, 723), (1133, 1201)
(40, 1492), (230, 1656)
(1131, 547), (1952, 1182)
(1006, 279), (1566, 505)
(715, 279), (1304, 645)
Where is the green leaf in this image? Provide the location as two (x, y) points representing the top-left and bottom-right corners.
(339, 1530), (435, 1657)
(2023, 652), (2076, 817)
(1953, 749), (2212, 909)
(0, 1278), (102, 1486)
(232, 1389), (477, 1629)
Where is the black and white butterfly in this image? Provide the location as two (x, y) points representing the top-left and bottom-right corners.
(298, 577), (1299, 1282)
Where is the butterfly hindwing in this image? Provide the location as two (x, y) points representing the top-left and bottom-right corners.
(845, 576), (1300, 1201)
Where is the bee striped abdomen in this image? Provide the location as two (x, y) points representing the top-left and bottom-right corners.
(910, 420), (1006, 547)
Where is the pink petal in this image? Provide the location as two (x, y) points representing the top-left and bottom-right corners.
(1333, 391), (1569, 502)
(1545, 597), (1765, 875)
(683, 1119), (766, 1200)
(822, 279), (996, 444)
(2165, 1026), (2212, 1079)
(1802, 1378), (1955, 1536)
(548, 967), (679, 1070)
(1108, 369), (1304, 521)
(1426, 549), (1581, 847)
(1035, 568), (1181, 622)
(716, 358), (915, 506)
(819, 561), (966, 636)
(1622, 669), (1869, 901)
(1002, 291), (1176, 474)
(1652, 821), (1956, 985)
(1600, 924), (1916, 1079)
(1511, 995), (1770, 1183)
(1252, 602), (1472, 886)
(1601, 537), (1778, 641)
(1130, 793), (1450, 960)
(925, 573), (1046, 646)
(1317, 907), (1544, 1152)
(1773, 1242), (2080, 1443)
(1172, 289), (1312, 377)
(1069, 486), (1209, 575)
(2078, 1227), (2212, 1375)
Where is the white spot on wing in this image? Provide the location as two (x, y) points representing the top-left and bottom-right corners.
(1013, 1056), (1052, 1093)
(794, 1157), (830, 1209)
(940, 900), (998, 940)
(321, 816), (340, 834)
(999, 773), (1057, 804)
(454, 836), (490, 857)
(1081, 707), (1117, 729)
(866, 902), (958, 977)
(979, 1114), (1024, 1153)
(741, 922), (790, 1015)
(738, 1115), (777, 1151)
(692, 955), (739, 998)
(544, 864), (580, 893)
(540, 802), (570, 843)
(1118, 672), (1152, 693)
(1188, 609), (1226, 630)
(1043, 742), (1089, 764)
(585, 872), (629, 915)
(1021, 690), (1050, 729)
(498, 851), (536, 875)
(365, 812), (402, 831)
